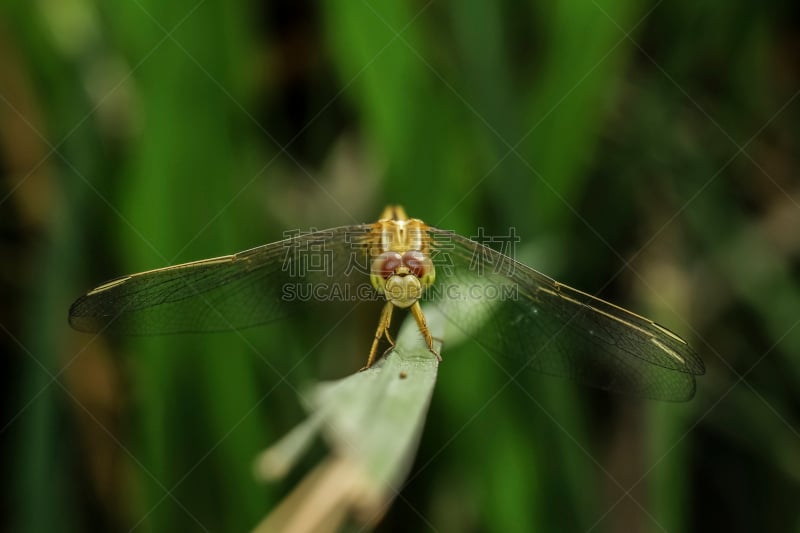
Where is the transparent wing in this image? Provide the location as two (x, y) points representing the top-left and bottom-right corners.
(69, 225), (373, 334)
(426, 228), (705, 401)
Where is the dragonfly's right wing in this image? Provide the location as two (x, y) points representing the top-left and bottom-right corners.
(69, 225), (373, 335)
(427, 228), (705, 401)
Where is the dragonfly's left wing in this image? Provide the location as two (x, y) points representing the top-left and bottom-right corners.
(426, 228), (705, 401)
(69, 224), (373, 335)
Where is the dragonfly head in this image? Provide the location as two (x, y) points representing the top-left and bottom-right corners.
(370, 250), (435, 308)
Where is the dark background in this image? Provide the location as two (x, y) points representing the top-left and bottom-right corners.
(2, 1), (799, 532)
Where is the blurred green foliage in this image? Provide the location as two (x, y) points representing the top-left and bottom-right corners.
(1, 1), (799, 532)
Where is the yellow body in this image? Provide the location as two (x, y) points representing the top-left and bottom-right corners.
(373, 205), (429, 254)
(363, 206), (439, 368)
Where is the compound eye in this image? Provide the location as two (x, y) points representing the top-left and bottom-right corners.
(372, 251), (402, 279)
(401, 250), (432, 278)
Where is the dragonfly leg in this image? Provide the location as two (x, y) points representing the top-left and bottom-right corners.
(410, 301), (441, 362)
(364, 301), (395, 369)
(383, 321), (395, 346)
(382, 298), (395, 346)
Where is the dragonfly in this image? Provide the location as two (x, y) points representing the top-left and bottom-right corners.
(69, 205), (705, 401)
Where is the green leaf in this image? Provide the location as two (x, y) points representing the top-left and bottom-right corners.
(252, 306), (446, 532)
